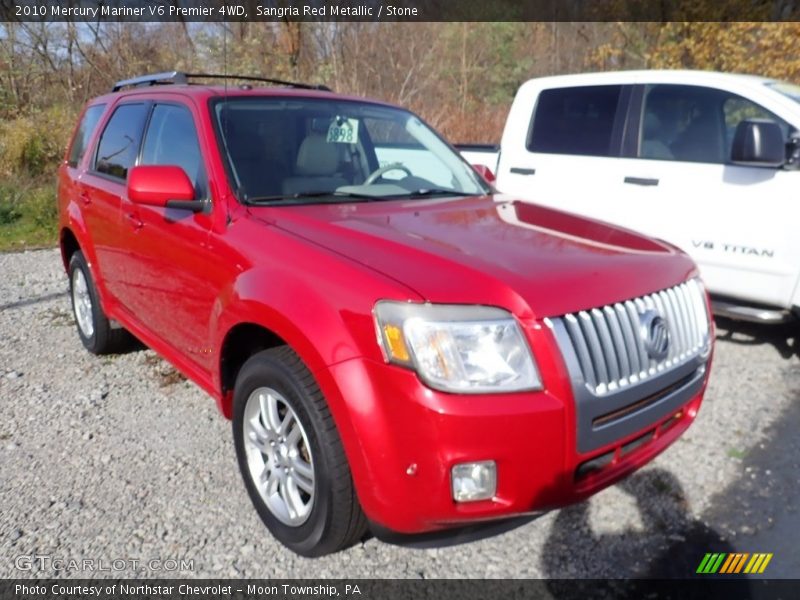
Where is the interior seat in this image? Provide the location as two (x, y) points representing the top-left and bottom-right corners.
(282, 134), (347, 196)
(640, 113), (674, 160)
(670, 110), (725, 163)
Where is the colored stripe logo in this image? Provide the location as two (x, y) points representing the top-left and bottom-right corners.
(696, 552), (773, 574)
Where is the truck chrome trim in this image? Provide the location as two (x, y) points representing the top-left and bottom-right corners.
(711, 299), (794, 324)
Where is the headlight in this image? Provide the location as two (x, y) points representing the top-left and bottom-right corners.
(373, 301), (541, 393)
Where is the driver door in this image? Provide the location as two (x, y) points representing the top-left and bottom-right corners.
(116, 100), (218, 370)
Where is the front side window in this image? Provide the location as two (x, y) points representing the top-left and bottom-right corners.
(68, 104), (105, 168)
(639, 84), (789, 164)
(212, 97), (489, 204)
(141, 104), (207, 198)
(94, 103), (149, 180)
(527, 85), (623, 157)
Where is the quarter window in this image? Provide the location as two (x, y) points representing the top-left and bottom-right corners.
(528, 85), (623, 157)
(68, 104), (105, 168)
(94, 103), (149, 180)
(141, 104), (207, 198)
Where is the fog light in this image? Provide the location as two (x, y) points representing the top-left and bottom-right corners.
(451, 461), (496, 502)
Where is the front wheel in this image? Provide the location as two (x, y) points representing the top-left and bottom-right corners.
(68, 251), (130, 354)
(232, 347), (367, 556)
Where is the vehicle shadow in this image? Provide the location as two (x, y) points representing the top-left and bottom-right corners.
(713, 316), (799, 360)
(0, 290), (67, 311)
(542, 469), (750, 597)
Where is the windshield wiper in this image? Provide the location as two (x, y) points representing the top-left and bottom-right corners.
(246, 191), (383, 205)
(405, 188), (474, 197)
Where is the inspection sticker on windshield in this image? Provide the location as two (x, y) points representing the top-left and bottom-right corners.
(327, 117), (359, 144)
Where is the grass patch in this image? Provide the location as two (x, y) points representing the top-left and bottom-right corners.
(0, 181), (58, 252)
(727, 447), (747, 460)
(42, 307), (73, 327)
(143, 353), (187, 388)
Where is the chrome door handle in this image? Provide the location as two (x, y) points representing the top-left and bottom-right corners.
(125, 213), (143, 229)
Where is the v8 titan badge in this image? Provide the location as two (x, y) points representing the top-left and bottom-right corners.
(327, 117), (359, 144)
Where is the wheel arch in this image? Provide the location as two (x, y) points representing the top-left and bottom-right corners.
(218, 321), (289, 417)
(60, 227), (81, 273)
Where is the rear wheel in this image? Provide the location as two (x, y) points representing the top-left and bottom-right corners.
(68, 251), (129, 354)
(233, 346), (367, 556)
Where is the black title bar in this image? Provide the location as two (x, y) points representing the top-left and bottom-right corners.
(4, 579), (800, 600)
(2, 0), (800, 22)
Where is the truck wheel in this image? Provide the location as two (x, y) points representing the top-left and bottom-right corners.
(232, 346), (367, 557)
(68, 251), (130, 355)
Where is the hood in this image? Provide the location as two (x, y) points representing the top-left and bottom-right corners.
(248, 195), (698, 319)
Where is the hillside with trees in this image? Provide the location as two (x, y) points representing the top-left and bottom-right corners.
(1, 22), (799, 249)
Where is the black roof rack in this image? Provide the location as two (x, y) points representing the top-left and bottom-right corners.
(111, 72), (332, 93)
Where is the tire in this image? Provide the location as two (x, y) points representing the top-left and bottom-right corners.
(233, 346), (367, 557)
(68, 251), (130, 354)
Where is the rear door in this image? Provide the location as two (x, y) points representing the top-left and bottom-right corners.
(59, 102), (106, 259)
(497, 83), (638, 224)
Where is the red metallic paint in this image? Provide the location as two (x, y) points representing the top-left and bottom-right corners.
(57, 84), (712, 535)
(471, 163), (496, 184)
(127, 165), (195, 207)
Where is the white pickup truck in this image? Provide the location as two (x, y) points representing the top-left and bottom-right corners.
(460, 70), (800, 324)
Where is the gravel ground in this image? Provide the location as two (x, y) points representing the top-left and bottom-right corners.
(1, 248), (798, 579)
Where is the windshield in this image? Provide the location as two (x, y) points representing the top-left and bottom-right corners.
(212, 97), (490, 204)
(766, 81), (800, 105)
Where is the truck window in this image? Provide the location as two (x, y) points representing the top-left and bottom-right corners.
(141, 104), (207, 199)
(67, 104), (106, 168)
(639, 84), (789, 164)
(527, 85), (623, 157)
(94, 103), (149, 180)
(722, 97), (790, 156)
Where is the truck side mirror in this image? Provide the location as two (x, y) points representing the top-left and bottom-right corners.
(730, 119), (785, 168)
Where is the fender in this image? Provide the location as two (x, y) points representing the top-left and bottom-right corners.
(210, 266), (421, 521)
(210, 262), (420, 401)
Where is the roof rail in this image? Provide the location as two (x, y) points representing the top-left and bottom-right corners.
(111, 72), (332, 93)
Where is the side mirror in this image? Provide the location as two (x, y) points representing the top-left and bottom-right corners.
(472, 164), (496, 184)
(730, 119), (785, 168)
(127, 165), (201, 211)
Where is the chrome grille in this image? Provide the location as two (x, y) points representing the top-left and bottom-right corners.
(552, 279), (710, 396)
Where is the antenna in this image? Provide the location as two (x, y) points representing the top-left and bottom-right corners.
(222, 22), (232, 224)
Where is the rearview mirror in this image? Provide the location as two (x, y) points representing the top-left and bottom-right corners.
(472, 164), (496, 184)
(730, 119), (785, 168)
(127, 165), (201, 211)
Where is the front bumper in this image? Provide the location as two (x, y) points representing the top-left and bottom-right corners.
(320, 342), (709, 534)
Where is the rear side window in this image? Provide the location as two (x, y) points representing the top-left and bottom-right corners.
(94, 103), (149, 180)
(67, 104), (105, 168)
(528, 85), (623, 157)
(141, 104), (207, 198)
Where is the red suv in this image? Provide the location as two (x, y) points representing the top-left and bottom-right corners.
(58, 72), (713, 556)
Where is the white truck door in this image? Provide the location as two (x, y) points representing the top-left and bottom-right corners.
(612, 83), (800, 310)
(496, 83), (639, 226)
